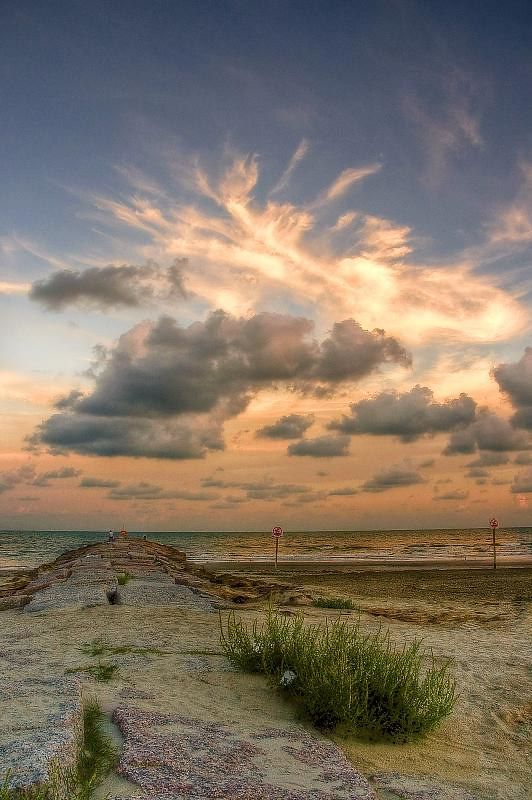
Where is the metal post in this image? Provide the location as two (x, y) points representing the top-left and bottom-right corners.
(275, 536), (279, 569)
(492, 526), (496, 570)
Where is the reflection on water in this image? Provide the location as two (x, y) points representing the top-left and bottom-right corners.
(1, 527), (531, 572)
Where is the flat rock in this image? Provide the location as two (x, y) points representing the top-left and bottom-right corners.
(111, 706), (377, 800)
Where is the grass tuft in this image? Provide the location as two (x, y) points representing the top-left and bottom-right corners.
(0, 700), (116, 799)
(116, 572), (131, 585)
(66, 660), (119, 682)
(313, 596), (357, 610)
(220, 609), (456, 742)
(79, 638), (167, 657)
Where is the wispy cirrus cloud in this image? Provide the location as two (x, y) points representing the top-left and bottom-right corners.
(78, 149), (524, 344)
(269, 139), (310, 196)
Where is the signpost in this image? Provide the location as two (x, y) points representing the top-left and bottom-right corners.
(489, 518), (499, 570)
(272, 526), (283, 569)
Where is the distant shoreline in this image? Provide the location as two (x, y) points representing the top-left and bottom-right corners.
(203, 557), (532, 572)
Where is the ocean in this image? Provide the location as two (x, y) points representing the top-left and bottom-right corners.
(1, 527), (531, 578)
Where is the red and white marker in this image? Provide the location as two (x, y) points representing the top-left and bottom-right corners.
(272, 526), (283, 568)
(489, 519), (499, 570)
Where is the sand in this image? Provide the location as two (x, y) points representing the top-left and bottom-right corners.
(0, 544), (530, 799)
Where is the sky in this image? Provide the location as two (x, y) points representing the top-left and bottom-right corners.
(2, 0), (532, 532)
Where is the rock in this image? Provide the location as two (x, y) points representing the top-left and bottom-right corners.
(0, 594), (30, 611)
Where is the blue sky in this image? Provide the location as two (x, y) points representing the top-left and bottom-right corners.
(2, 1), (532, 530)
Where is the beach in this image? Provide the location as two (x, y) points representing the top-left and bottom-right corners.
(0, 540), (530, 799)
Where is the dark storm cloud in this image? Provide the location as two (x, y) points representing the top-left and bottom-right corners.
(107, 482), (218, 501)
(433, 490), (469, 500)
(31, 310), (409, 459)
(362, 465), (425, 493)
(256, 413), (314, 439)
(287, 434), (350, 458)
(29, 259), (188, 311)
(80, 477), (121, 488)
(31, 466), (82, 486)
(492, 348), (532, 429)
(29, 414), (224, 460)
(329, 386), (476, 442)
(443, 411), (531, 455)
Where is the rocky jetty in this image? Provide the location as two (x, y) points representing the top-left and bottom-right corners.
(0, 539), (379, 799)
(0, 538), (301, 612)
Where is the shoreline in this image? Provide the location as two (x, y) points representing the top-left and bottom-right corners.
(202, 556), (532, 572)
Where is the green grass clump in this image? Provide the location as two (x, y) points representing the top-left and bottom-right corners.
(313, 596), (356, 610)
(66, 659), (119, 682)
(220, 609), (456, 742)
(116, 572), (131, 585)
(76, 699), (117, 800)
(0, 700), (116, 799)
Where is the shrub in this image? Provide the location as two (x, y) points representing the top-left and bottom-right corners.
(116, 572), (131, 585)
(313, 596), (356, 610)
(220, 609), (456, 742)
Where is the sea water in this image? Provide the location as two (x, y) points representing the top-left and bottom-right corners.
(1, 527), (531, 575)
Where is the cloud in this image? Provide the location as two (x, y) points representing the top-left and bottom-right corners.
(269, 139), (310, 196)
(466, 452), (509, 467)
(510, 469), (532, 493)
(107, 482), (218, 501)
(514, 453), (532, 465)
(0, 281), (31, 295)
(31, 466), (82, 486)
(199, 476), (323, 502)
(327, 487), (358, 496)
(87, 149), (525, 344)
(433, 490), (469, 501)
(331, 385), (476, 442)
(406, 70), (483, 186)
(256, 413), (314, 439)
(361, 465), (425, 493)
(488, 163), (532, 245)
(312, 163), (382, 205)
(0, 464), (36, 494)
(443, 411), (531, 455)
(492, 347), (532, 429)
(288, 434), (350, 458)
(80, 477), (121, 488)
(30, 310), (408, 459)
(465, 468), (489, 478)
(29, 259), (188, 311)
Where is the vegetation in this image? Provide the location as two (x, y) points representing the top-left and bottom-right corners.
(313, 596), (356, 610)
(0, 700), (116, 799)
(116, 572), (132, 585)
(79, 637), (167, 657)
(220, 609), (456, 742)
(66, 659), (119, 682)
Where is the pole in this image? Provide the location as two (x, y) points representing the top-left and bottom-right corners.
(492, 526), (496, 571)
(275, 536), (279, 569)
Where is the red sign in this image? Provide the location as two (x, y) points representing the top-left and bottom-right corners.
(272, 526), (284, 537)
(489, 518), (499, 528)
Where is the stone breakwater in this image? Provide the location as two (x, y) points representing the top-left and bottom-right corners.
(3, 539), (374, 799)
(0, 538), (309, 612)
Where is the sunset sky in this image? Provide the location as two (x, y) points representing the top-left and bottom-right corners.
(2, 1), (532, 531)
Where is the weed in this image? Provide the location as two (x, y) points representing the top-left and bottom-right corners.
(79, 638), (167, 657)
(116, 572), (131, 585)
(0, 700), (116, 799)
(313, 597), (356, 610)
(76, 699), (117, 800)
(220, 609), (456, 742)
(66, 660), (119, 682)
